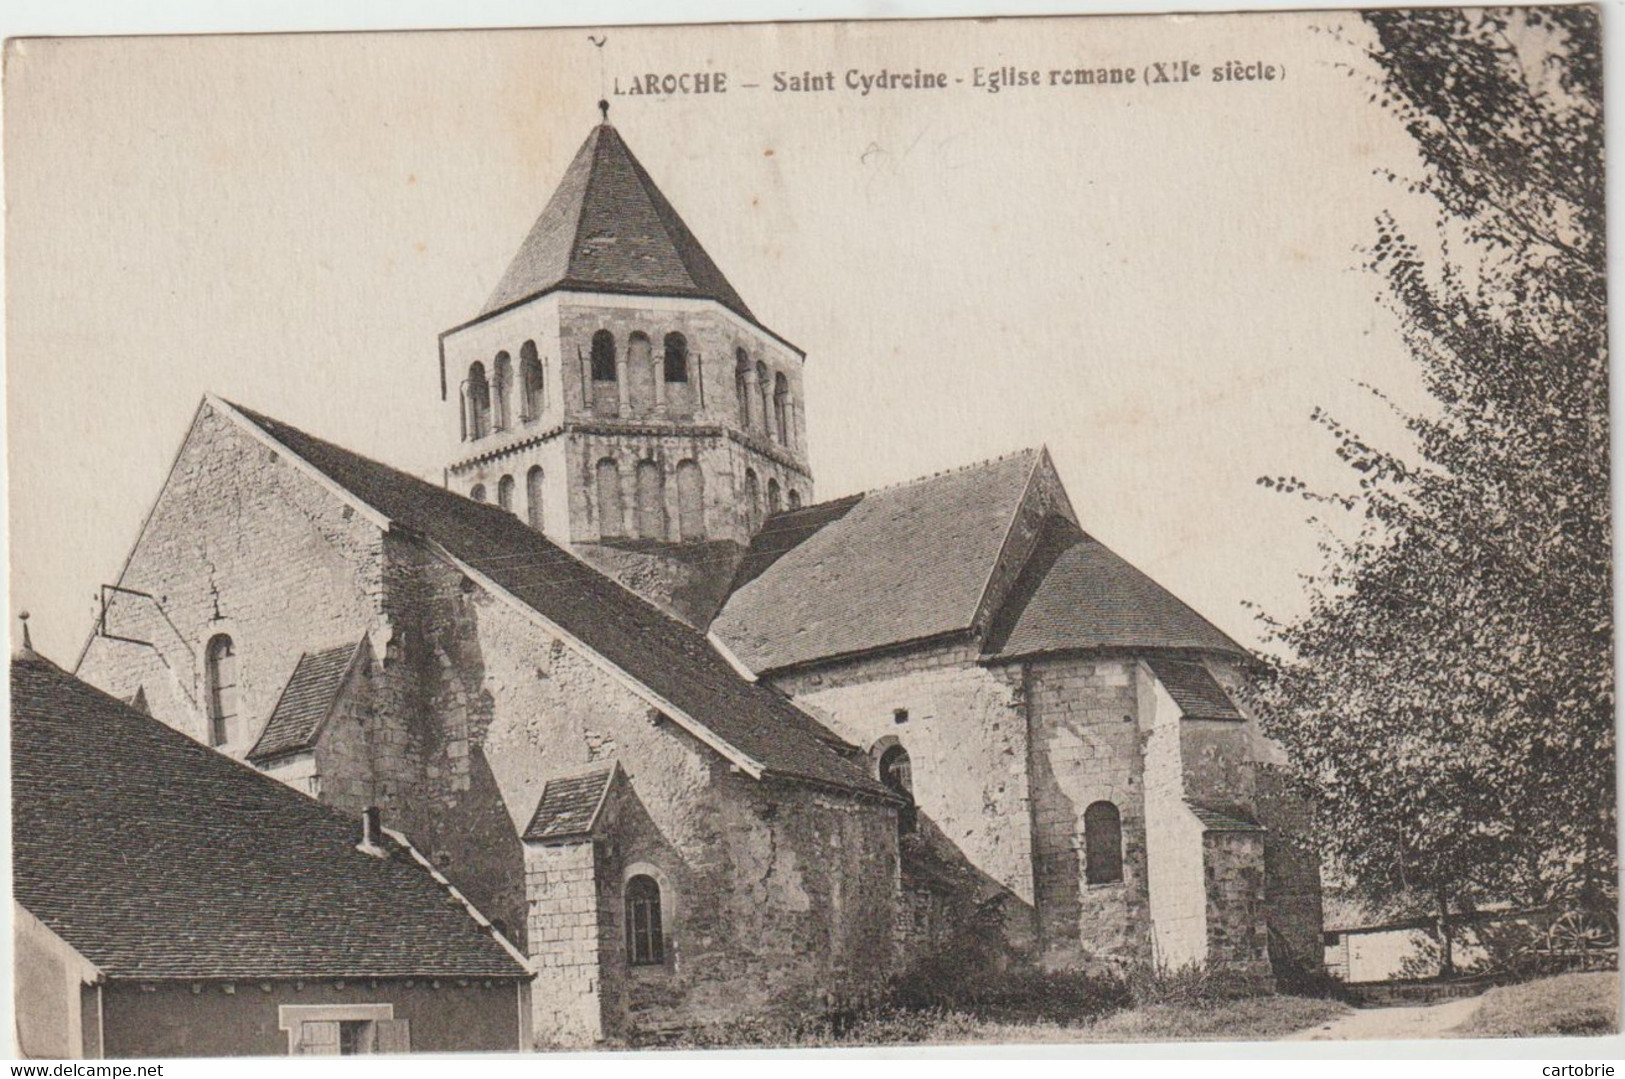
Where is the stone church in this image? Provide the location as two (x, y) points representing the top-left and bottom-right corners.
(74, 112), (1322, 1046)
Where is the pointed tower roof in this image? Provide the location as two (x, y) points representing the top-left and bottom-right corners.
(480, 121), (755, 322)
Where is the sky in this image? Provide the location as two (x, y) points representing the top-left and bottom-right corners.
(5, 11), (1437, 665)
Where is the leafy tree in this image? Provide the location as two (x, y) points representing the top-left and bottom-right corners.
(1252, 7), (1612, 967)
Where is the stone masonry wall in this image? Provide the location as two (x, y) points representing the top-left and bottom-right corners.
(524, 840), (604, 1045)
(1024, 656), (1149, 970)
(407, 562), (897, 1046)
(77, 402), (386, 763)
(1203, 831), (1271, 982)
(772, 641), (1033, 905)
(1140, 667), (1208, 969)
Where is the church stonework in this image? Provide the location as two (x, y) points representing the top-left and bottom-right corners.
(75, 114), (1321, 1048)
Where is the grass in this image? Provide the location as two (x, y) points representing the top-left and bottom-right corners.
(655, 988), (1352, 1049)
(1454, 972), (1620, 1039)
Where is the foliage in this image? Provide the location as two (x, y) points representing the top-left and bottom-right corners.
(1253, 7), (1613, 943)
(1456, 972), (1620, 1038)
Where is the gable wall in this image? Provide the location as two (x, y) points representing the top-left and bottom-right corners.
(77, 403), (386, 761)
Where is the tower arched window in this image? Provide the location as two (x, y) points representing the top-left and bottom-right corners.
(625, 875), (665, 966)
(596, 458), (624, 538)
(734, 349), (751, 426)
(767, 478), (782, 516)
(635, 460), (666, 540)
(756, 361), (773, 440)
(773, 373), (791, 447)
(497, 474), (515, 512)
(520, 341), (544, 422)
(590, 330), (617, 383)
(465, 362), (491, 441)
(676, 459), (705, 541)
(1084, 801), (1124, 885)
(743, 469), (761, 532)
(663, 332), (689, 383)
(470, 483), (487, 503)
(526, 466), (545, 530)
(627, 332), (655, 413)
(492, 352), (512, 431)
(788, 489), (802, 510)
(205, 634), (237, 748)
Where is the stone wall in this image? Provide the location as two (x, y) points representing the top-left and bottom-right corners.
(1024, 656), (1149, 970)
(404, 562), (898, 1046)
(310, 655), (377, 819)
(772, 641), (1034, 905)
(1140, 668), (1208, 969)
(77, 402), (386, 763)
(523, 841), (604, 1044)
(1202, 831), (1271, 982)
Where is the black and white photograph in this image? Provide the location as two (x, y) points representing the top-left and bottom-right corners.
(3, 3), (1617, 1060)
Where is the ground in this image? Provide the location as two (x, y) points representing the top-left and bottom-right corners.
(655, 971), (1621, 1048)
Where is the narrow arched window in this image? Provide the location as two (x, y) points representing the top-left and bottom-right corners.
(788, 489), (802, 510)
(663, 332), (689, 383)
(492, 351), (512, 431)
(743, 469), (761, 532)
(520, 341), (544, 422)
(466, 362), (491, 440)
(676, 460), (705, 541)
(767, 478), (782, 516)
(1084, 801), (1124, 885)
(879, 744), (912, 797)
(497, 474), (515, 512)
(756, 361), (773, 440)
(470, 483), (487, 503)
(205, 634), (237, 748)
(627, 332), (654, 413)
(590, 330), (617, 383)
(734, 349), (751, 426)
(635, 460), (665, 540)
(526, 466), (545, 530)
(773, 373), (790, 447)
(625, 875), (665, 966)
(596, 458), (624, 537)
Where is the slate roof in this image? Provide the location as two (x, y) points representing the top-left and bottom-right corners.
(11, 652), (529, 982)
(479, 123), (755, 323)
(223, 401), (891, 801)
(1146, 657), (1243, 720)
(1186, 802), (1265, 833)
(248, 640), (364, 761)
(986, 517), (1247, 661)
(712, 451), (1041, 672)
(522, 765), (617, 844)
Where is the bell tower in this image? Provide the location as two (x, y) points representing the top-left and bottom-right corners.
(438, 106), (812, 625)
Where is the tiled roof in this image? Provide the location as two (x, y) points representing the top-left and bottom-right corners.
(1146, 657), (1243, 720)
(480, 123), (754, 322)
(224, 402), (891, 802)
(985, 517), (1247, 661)
(522, 765), (617, 844)
(1186, 802), (1265, 833)
(11, 653), (529, 982)
(248, 640), (364, 761)
(713, 452), (1041, 672)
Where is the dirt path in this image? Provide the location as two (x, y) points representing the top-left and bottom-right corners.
(1284, 995), (1485, 1041)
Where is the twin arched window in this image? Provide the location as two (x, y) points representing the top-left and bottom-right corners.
(497, 474), (515, 512)
(625, 875), (665, 966)
(663, 333), (689, 383)
(205, 634), (237, 748)
(635, 460), (666, 540)
(464, 341), (543, 442)
(1084, 801), (1124, 885)
(773, 373), (791, 446)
